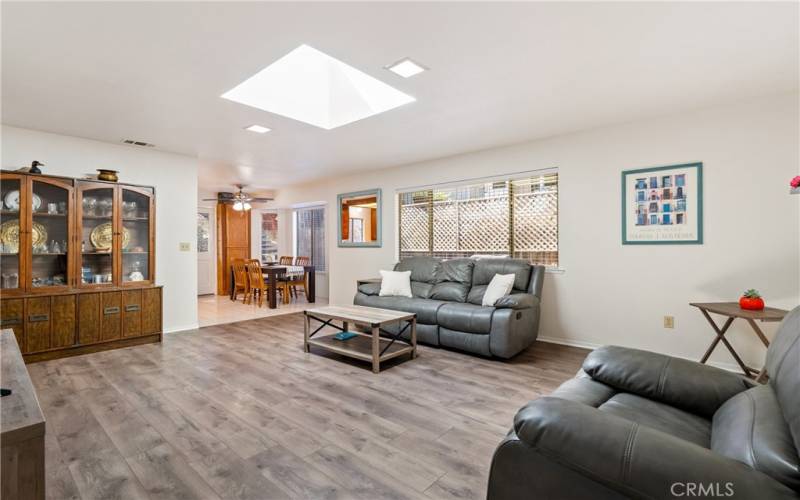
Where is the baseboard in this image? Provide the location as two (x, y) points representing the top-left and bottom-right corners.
(536, 336), (744, 373)
(164, 323), (200, 334)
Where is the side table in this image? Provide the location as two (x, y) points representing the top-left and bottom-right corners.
(690, 302), (788, 381)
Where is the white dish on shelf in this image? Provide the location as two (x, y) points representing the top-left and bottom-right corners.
(3, 190), (41, 211)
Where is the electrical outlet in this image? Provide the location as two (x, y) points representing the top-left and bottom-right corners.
(179, 242), (190, 252)
(663, 316), (675, 329)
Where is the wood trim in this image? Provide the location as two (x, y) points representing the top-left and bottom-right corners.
(22, 333), (161, 363)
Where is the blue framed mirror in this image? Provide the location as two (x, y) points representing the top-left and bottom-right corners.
(337, 189), (381, 247)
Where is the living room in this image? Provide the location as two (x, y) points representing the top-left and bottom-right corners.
(1, 2), (799, 500)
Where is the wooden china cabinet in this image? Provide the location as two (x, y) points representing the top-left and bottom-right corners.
(0, 170), (162, 362)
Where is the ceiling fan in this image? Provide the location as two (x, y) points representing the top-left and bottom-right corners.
(202, 184), (273, 211)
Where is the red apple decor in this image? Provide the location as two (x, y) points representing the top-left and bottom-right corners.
(739, 289), (765, 311)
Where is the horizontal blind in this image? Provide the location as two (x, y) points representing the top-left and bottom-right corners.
(296, 207), (326, 271)
(398, 172), (558, 267)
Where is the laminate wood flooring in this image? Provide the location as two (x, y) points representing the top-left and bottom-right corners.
(27, 313), (588, 500)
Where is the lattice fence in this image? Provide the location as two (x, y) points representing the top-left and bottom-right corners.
(458, 197), (509, 251)
(399, 175), (559, 266)
(513, 190), (558, 252)
(399, 203), (429, 252)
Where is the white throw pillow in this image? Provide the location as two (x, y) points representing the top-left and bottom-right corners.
(379, 270), (413, 298)
(482, 273), (515, 306)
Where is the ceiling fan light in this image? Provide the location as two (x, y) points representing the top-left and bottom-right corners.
(233, 201), (244, 211)
(243, 202), (252, 211)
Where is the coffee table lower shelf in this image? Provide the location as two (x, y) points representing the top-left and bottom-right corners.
(307, 333), (414, 363)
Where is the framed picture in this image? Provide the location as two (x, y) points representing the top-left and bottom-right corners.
(621, 162), (703, 244)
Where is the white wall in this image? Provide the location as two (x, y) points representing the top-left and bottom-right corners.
(2, 126), (199, 332)
(274, 92), (800, 368)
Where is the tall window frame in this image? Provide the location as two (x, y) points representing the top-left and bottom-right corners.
(398, 171), (559, 267)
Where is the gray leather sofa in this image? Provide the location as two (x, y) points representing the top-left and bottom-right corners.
(353, 257), (545, 358)
(488, 305), (800, 500)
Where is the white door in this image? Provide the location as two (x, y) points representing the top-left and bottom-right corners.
(197, 207), (215, 295)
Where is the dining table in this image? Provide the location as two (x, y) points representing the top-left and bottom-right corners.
(229, 263), (316, 309)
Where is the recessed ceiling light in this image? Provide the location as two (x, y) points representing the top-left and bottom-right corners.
(244, 124), (271, 134)
(385, 58), (427, 78)
(221, 44), (415, 130)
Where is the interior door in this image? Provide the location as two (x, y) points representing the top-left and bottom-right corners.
(197, 207), (214, 295)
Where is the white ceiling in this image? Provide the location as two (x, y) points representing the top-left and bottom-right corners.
(2, 2), (797, 193)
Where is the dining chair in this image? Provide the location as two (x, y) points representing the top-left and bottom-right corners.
(279, 255), (293, 265)
(231, 259), (249, 302)
(287, 256), (310, 299)
(245, 259), (270, 307)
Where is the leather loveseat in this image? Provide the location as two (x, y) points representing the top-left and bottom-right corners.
(353, 256), (545, 359)
(487, 305), (800, 500)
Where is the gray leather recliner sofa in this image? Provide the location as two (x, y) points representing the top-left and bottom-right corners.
(488, 305), (800, 500)
(353, 256), (545, 359)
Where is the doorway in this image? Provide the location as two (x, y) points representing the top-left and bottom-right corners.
(197, 207), (215, 295)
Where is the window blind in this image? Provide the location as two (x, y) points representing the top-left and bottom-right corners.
(296, 207), (326, 271)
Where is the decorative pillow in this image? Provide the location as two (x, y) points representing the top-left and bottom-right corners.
(379, 270), (412, 298)
(482, 273), (515, 306)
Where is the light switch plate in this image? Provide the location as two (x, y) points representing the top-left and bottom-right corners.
(179, 242), (191, 252)
(663, 316), (675, 329)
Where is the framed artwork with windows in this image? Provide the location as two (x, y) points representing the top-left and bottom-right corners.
(622, 162), (703, 244)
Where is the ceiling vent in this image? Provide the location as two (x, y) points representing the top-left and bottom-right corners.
(121, 139), (156, 147)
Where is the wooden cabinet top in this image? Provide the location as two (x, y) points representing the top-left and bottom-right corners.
(0, 329), (45, 445)
(1, 170), (155, 192)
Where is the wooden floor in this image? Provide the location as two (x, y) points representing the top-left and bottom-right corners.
(28, 313), (588, 500)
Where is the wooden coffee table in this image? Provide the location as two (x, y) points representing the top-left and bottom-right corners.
(303, 305), (417, 373)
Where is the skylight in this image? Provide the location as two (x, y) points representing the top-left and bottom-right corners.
(386, 58), (427, 78)
(221, 45), (416, 130)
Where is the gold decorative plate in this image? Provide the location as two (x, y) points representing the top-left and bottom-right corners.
(0, 220), (47, 253)
(90, 222), (130, 250)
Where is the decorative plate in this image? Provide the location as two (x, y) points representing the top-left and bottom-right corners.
(0, 220), (47, 253)
(90, 222), (130, 250)
(3, 191), (41, 211)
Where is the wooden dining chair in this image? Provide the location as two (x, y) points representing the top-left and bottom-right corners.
(279, 255), (294, 265)
(245, 259), (270, 307)
(287, 256), (310, 299)
(231, 259), (249, 302)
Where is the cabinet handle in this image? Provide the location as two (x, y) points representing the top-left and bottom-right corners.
(104, 306), (120, 315)
(125, 304), (140, 312)
(0, 317), (21, 326)
(29, 314), (49, 322)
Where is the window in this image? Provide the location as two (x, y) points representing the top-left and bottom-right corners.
(196, 212), (210, 253)
(295, 207), (326, 271)
(261, 212), (278, 262)
(398, 172), (558, 267)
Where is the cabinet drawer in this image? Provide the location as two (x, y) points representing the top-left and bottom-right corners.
(122, 290), (142, 338)
(52, 295), (77, 348)
(25, 297), (51, 353)
(1, 298), (25, 351)
(141, 287), (161, 335)
(101, 292), (122, 341)
(77, 293), (101, 345)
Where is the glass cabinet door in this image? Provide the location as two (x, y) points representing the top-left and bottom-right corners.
(30, 178), (73, 289)
(0, 174), (25, 292)
(78, 183), (116, 287)
(121, 187), (153, 284)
